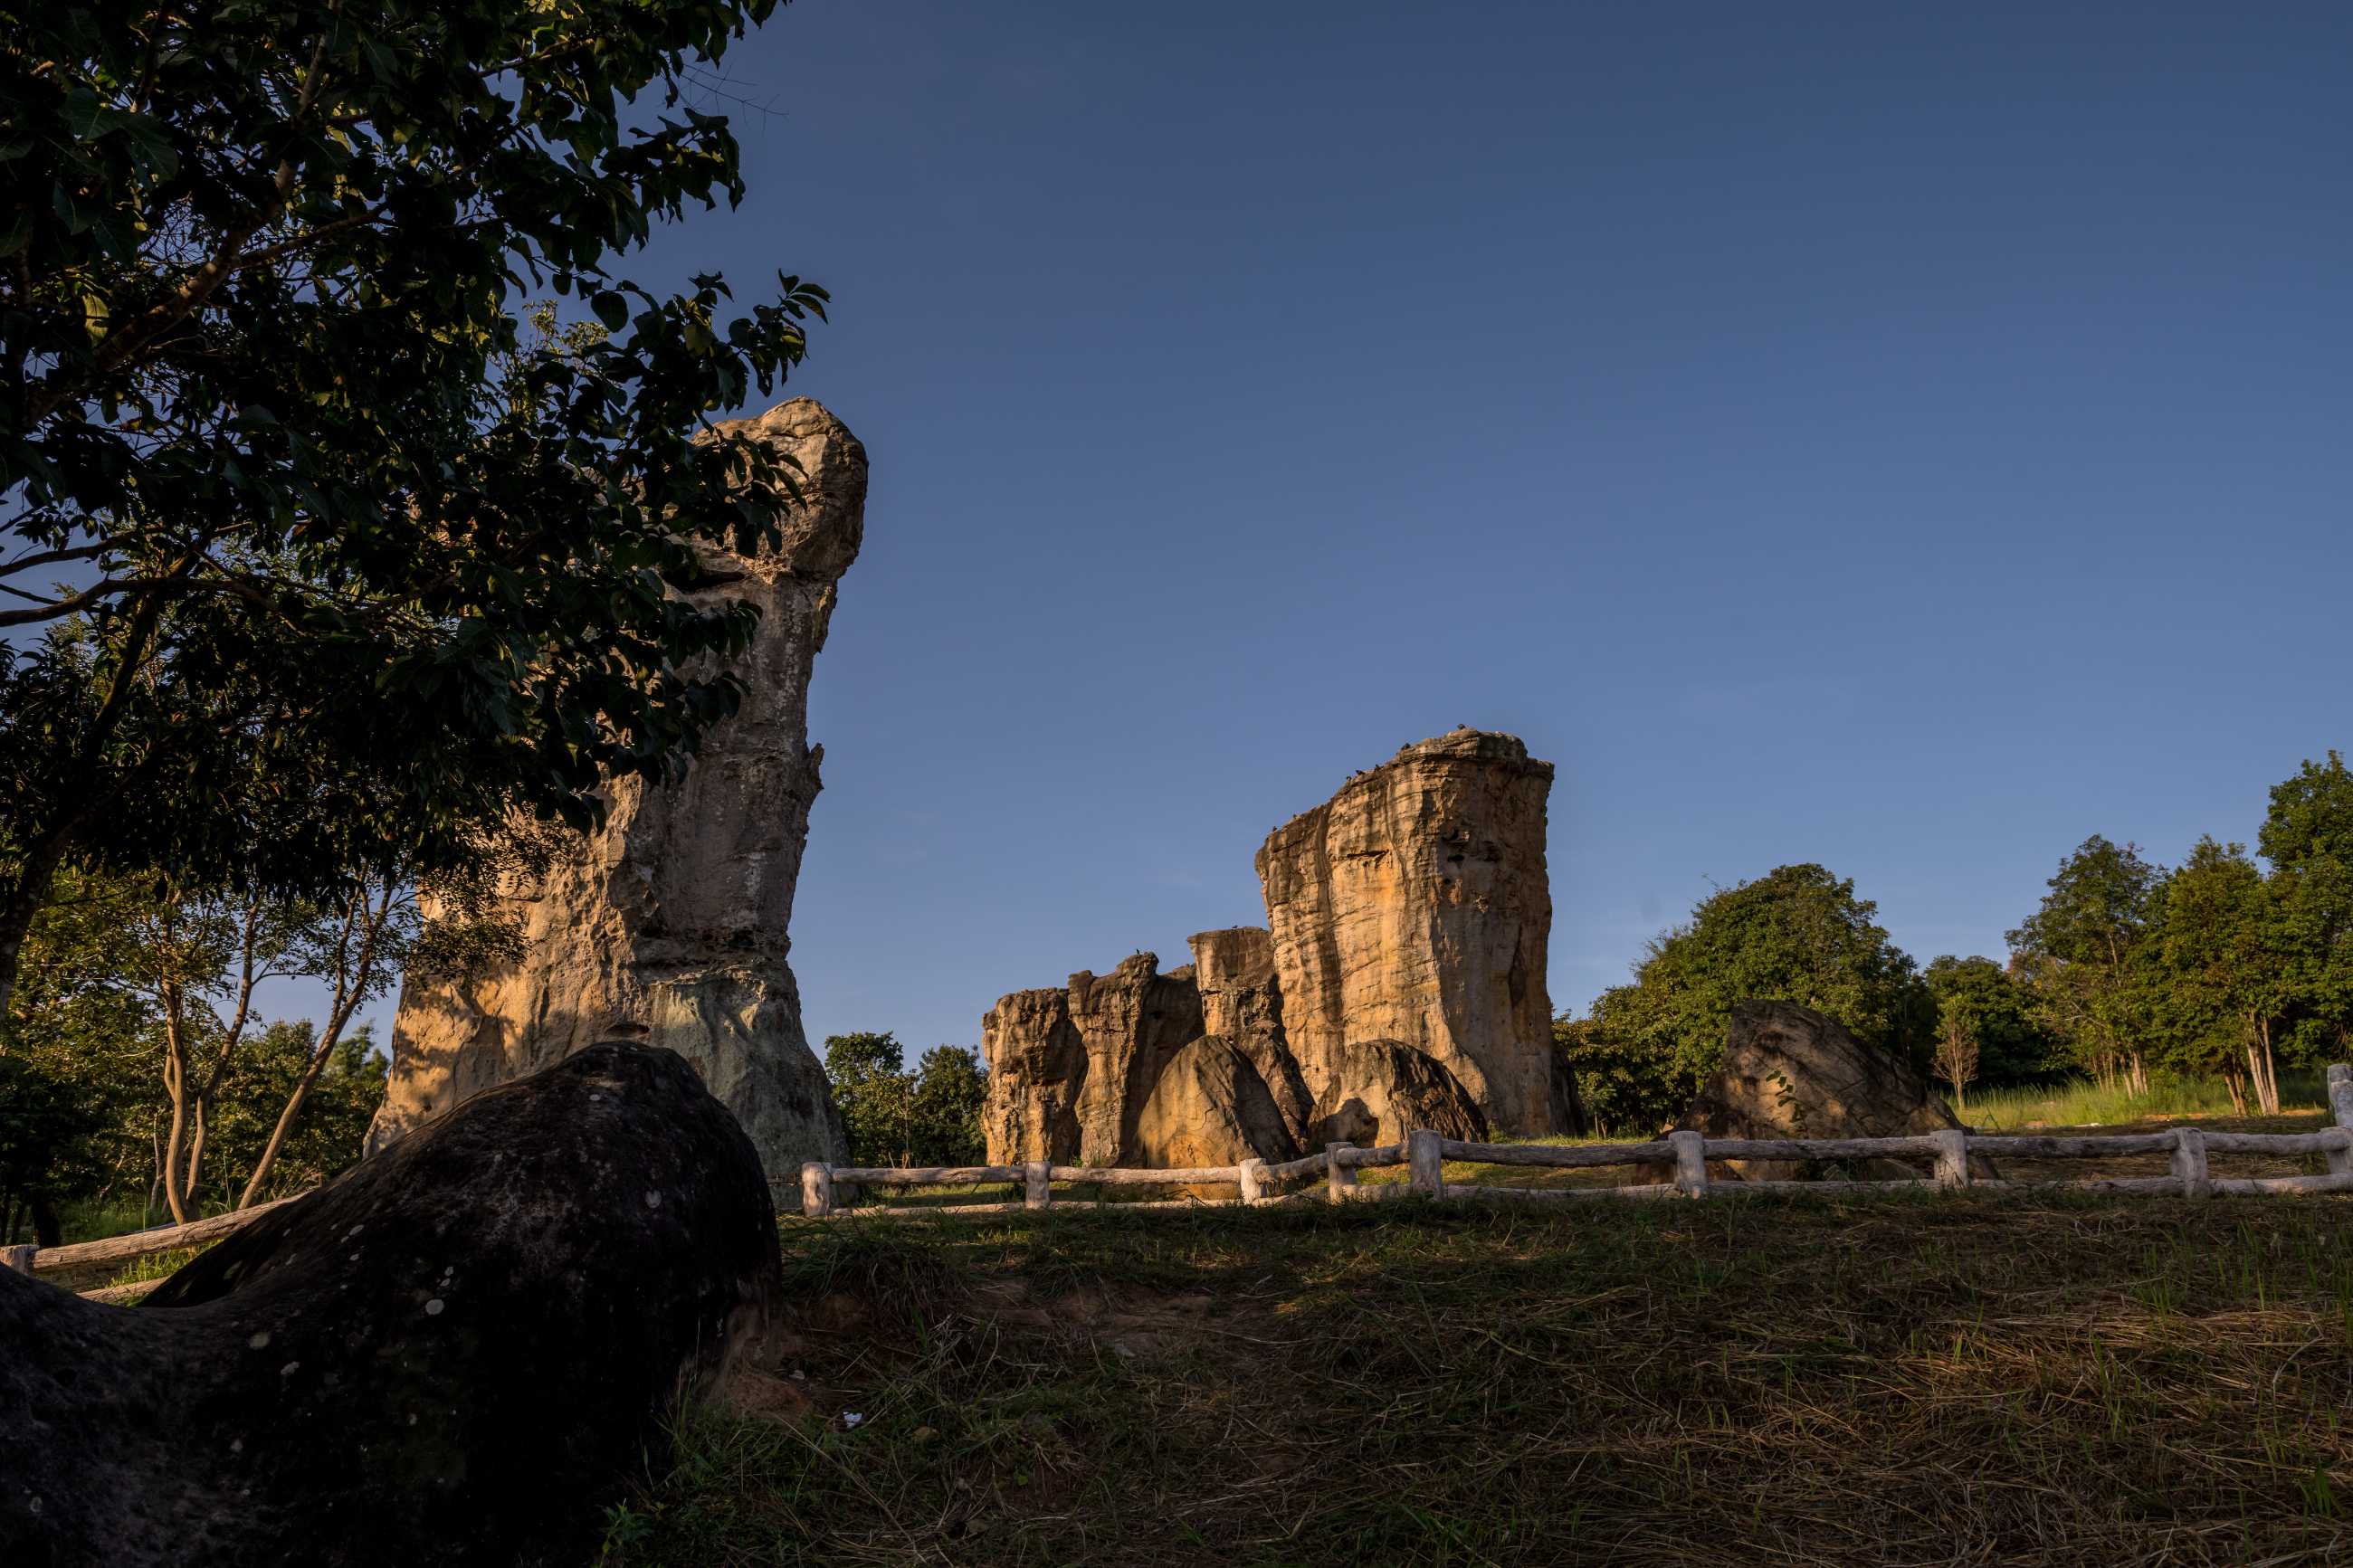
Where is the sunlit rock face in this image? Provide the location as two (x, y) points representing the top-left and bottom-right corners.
(983, 729), (1577, 1170)
(1255, 728), (1564, 1140)
(369, 398), (865, 1200)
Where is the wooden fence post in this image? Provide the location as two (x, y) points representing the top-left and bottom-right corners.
(0, 1244), (34, 1274)
(2171, 1126), (2211, 1200)
(2328, 1065), (2353, 1176)
(1238, 1157), (1267, 1205)
(1326, 1142), (1357, 1204)
(1408, 1129), (1443, 1197)
(1930, 1129), (1970, 1189)
(800, 1163), (834, 1219)
(1024, 1158), (1051, 1211)
(1670, 1130), (1709, 1197)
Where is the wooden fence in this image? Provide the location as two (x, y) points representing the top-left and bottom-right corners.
(798, 1062), (2353, 1217)
(0, 1191), (308, 1294)
(10, 1069), (2353, 1287)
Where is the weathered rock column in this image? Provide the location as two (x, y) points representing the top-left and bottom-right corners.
(368, 399), (865, 1199)
(1254, 728), (1564, 1137)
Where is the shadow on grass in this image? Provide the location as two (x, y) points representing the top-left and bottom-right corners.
(601, 1190), (2353, 1568)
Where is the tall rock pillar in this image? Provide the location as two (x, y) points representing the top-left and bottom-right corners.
(1253, 728), (1563, 1136)
(368, 398), (864, 1198)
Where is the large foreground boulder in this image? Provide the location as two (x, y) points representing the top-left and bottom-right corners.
(1663, 1001), (1988, 1182)
(1, 1044), (783, 1568)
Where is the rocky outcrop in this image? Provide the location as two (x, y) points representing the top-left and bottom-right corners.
(1256, 728), (1564, 1137)
(984, 728), (1577, 1170)
(1132, 1036), (1300, 1170)
(979, 953), (1210, 1167)
(370, 398), (865, 1200)
(1, 1044), (783, 1568)
(1314, 1039), (1490, 1148)
(1188, 926), (1314, 1145)
(1661, 1001), (1994, 1182)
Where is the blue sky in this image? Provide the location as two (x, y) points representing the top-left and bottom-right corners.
(362, 1), (2351, 1060)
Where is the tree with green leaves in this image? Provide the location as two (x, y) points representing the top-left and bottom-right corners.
(0, 0), (826, 1015)
(908, 1046), (987, 1168)
(2006, 836), (2163, 1090)
(2142, 838), (2297, 1114)
(1921, 955), (2059, 1089)
(2261, 752), (2353, 1059)
(820, 1033), (987, 1170)
(823, 1031), (913, 1169)
(1563, 864), (1933, 1135)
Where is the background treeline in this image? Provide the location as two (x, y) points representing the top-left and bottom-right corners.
(821, 1032), (987, 1169)
(1559, 753), (2353, 1136)
(0, 863), (458, 1244)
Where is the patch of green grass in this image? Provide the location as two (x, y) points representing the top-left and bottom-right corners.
(101, 1246), (198, 1289)
(605, 1187), (2353, 1567)
(1966, 1070), (2325, 1130)
(50, 1194), (169, 1245)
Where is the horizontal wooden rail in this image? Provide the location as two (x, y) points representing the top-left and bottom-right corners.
(833, 1164), (1022, 1185)
(1, 1192), (310, 1282)
(1434, 1137), (1675, 1167)
(805, 1065), (2353, 1218)
(1049, 1164), (1240, 1186)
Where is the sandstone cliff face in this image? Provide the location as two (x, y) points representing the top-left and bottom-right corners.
(1187, 926), (1313, 1145)
(368, 398), (865, 1199)
(978, 953), (1209, 1167)
(1256, 729), (1562, 1137)
(983, 729), (1575, 1170)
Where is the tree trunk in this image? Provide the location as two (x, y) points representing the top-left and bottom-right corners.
(2244, 1033), (2280, 1119)
(183, 1094), (210, 1212)
(237, 1066), (328, 1209)
(235, 1005), (356, 1209)
(238, 880), (393, 1210)
(159, 999), (195, 1225)
(2224, 1070), (2248, 1117)
(2258, 1020), (2281, 1117)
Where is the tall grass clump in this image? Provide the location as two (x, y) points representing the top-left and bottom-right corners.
(1965, 1069), (2326, 1130)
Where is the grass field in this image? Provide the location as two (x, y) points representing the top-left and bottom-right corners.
(1964, 1071), (2328, 1132)
(603, 1106), (2353, 1568)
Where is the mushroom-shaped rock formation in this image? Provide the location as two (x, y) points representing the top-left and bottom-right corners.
(0, 1044), (783, 1568)
(370, 397), (868, 1203)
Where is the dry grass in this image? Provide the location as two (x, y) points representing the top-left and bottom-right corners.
(601, 1111), (2353, 1568)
